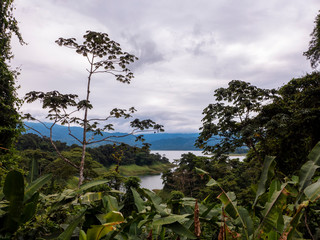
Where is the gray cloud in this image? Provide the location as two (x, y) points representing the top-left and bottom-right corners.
(12, 0), (320, 133)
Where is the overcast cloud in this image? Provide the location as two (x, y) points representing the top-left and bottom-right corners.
(11, 0), (320, 133)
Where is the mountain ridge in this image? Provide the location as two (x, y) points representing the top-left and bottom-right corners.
(23, 122), (215, 150)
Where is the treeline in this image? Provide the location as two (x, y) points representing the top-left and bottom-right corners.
(17, 133), (169, 167)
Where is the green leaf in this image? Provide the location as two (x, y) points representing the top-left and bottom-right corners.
(103, 195), (119, 212)
(195, 167), (209, 175)
(268, 179), (281, 201)
(77, 179), (109, 194)
(256, 184), (288, 236)
(238, 206), (254, 237)
(166, 222), (197, 239)
(281, 201), (307, 240)
(79, 230), (87, 240)
(152, 214), (190, 226)
(3, 170), (24, 226)
(24, 174), (52, 203)
(131, 187), (145, 212)
(4, 170), (24, 203)
(298, 161), (319, 192)
(298, 142), (320, 193)
(304, 179), (320, 202)
(206, 178), (220, 187)
(307, 141), (320, 165)
(253, 156), (275, 207)
(28, 158), (39, 183)
(57, 209), (86, 240)
(21, 192), (39, 223)
(80, 192), (103, 204)
(86, 211), (124, 240)
(143, 189), (168, 217)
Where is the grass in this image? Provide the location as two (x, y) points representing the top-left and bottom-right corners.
(108, 163), (173, 176)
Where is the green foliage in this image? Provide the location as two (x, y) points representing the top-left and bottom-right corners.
(0, 170), (51, 238)
(196, 80), (275, 158)
(304, 10), (320, 68)
(0, 0), (25, 180)
(200, 141), (320, 239)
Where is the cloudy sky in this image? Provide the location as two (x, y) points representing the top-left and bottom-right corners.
(11, 0), (319, 133)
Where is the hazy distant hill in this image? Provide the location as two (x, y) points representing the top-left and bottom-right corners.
(23, 122), (218, 150)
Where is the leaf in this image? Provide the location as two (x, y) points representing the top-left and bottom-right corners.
(77, 179), (109, 194)
(79, 230), (87, 240)
(80, 192), (103, 204)
(165, 222), (197, 239)
(256, 184), (288, 236)
(206, 178), (220, 187)
(3, 170), (24, 227)
(21, 192), (39, 223)
(28, 158), (39, 183)
(281, 201), (308, 240)
(304, 179), (320, 202)
(195, 167), (209, 175)
(57, 209), (86, 240)
(298, 161), (319, 192)
(152, 214), (190, 226)
(86, 211), (124, 240)
(103, 195), (119, 212)
(298, 141), (320, 193)
(253, 156), (275, 207)
(131, 187), (146, 212)
(143, 189), (168, 216)
(238, 206), (254, 237)
(4, 170), (24, 203)
(24, 174), (52, 203)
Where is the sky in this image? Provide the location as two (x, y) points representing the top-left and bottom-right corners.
(11, 0), (320, 133)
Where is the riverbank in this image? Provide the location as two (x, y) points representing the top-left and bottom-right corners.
(108, 162), (174, 176)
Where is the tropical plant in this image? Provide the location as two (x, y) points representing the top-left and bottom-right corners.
(0, 170), (51, 238)
(198, 141), (320, 239)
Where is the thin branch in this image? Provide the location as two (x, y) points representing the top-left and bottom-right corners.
(88, 116), (113, 122)
(24, 123), (48, 138)
(305, 212), (315, 240)
(49, 121), (80, 170)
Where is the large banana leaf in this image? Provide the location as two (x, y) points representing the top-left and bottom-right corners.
(3, 170), (24, 232)
(207, 178), (252, 239)
(57, 209), (86, 240)
(76, 179), (109, 194)
(255, 183), (288, 237)
(131, 187), (146, 212)
(24, 173), (52, 203)
(304, 179), (320, 202)
(298, 141), (320, 192)
(253, 156), (276, 208)
(86, 211), (124, 240)
(166, 222), (197, 239)
(281, 201), (308, 240)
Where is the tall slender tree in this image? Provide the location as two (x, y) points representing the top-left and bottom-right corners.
(25, 31), (163, 186)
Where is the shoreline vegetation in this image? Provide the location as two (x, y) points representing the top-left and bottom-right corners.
(109, 162), (175, 176)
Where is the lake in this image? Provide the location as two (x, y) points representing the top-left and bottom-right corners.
(139, 150), (246, 190)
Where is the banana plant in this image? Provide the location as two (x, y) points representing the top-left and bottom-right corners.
(0, 170), (51, 237)
(201, 141), (320, 239)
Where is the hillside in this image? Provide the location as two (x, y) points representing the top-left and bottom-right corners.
(23, 122), (216, 150)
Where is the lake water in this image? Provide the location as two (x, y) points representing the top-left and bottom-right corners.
(139, 151), (245, 190)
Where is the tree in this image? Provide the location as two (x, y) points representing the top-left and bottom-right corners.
(196, 80), (275, 161)
(256, 72), (320, 175)
(24, 31), (163, 186)
(0, 0), (24, 153)
(304, 10), (320, 68)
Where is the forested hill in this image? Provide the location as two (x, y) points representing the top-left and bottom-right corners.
(23, 122), (216, 150)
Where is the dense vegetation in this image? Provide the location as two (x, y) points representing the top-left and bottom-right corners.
(1, 1), (320, 239)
